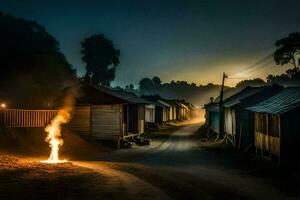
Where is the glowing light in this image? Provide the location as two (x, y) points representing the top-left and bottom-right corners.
(1, 103), (6, 108)
(41, 108), (71, 164)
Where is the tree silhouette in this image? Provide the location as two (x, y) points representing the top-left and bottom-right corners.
(235, 78), (265, 88)
(152, 76), (161, 86)
(274, 32), (300, 69)
(0, 12), (75, 107)
(139, 78), (154, 93)
(81, 34), (120, 87)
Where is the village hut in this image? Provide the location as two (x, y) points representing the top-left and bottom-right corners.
(204, 88), (243, 135)
(174, 102), (189, 120)
(222, 85), (283, 151)
(183, 103), (193, 120)
(204, 101), (220, 134)
(145, 104), (155, 128)
(164, 100), (177, 121)
(247, 87), (300, 165)
(145, 104), (155, 123)
(158, 100), (171, 122)
(69, 84), (149, 146)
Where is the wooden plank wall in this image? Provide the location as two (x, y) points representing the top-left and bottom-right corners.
(3, 109), (58, 127)
(91, 105), (120, 139)
(145, 107), (155, 123)
(68, 106), (91, 135)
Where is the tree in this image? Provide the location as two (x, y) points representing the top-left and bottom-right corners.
(0, 12), (76, 107)
(152, 76), (162, 86)
(139, 78), (154, 93)
(124, 84), (137, 94)
(235, 78), (266, 88)
(274, 32), (300, 69)
(266, 68), (300, 85)
(81, 34), (120, 87)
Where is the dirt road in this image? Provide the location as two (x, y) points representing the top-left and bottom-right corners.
(77, 123), (285, 199)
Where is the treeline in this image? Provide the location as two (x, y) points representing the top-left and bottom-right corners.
(113, 77), (227, 106)
(235, 68), (300, 89)
(114, 67), (300, 107)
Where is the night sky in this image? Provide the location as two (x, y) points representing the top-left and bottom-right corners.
(1, 0), (299, 86)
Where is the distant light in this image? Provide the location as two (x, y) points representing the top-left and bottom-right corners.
(1, 103), (6, 108)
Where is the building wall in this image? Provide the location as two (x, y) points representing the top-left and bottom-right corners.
(224, 107), (236, 138)
(145, 105), (155, 123)
(254, 113), (280, 156)
(91, 105), (121, 139)
(209, 111), (219, 133)
(69, 104), (122, 139)
(69, 105), (91, 136)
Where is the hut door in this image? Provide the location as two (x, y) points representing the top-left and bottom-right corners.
(128, 104), (138, 133)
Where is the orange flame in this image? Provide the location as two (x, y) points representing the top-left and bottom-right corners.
(41, 107), (71, 164)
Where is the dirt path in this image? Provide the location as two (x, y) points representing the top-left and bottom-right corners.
(2, 123), (288, 199)
(75, 161), (170, 200)
(89, 123), (284, 199)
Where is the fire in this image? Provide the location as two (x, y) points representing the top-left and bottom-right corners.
(41, 107), (71, 164)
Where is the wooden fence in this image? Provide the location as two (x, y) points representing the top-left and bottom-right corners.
(3, 109), (58, 127)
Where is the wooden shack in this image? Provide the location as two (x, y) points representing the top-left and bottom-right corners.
(247, 87), (300, 165)
(158, 100), (171, 122)
(69, 84), (149, 145)
(145, 104), (155, 125)
(204, 88), (244, 135)
(173, 102), (188, 120)
(164, 100), (177, 121)
(222, 85), (283, 151)
(179, 103), (189, 120)
(204, 102), (220, 134)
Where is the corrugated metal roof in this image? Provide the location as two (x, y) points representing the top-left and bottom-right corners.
(247, 87), (300, 115)
(179, 103), (189, 109)
(98, 87), (149, 104)
(158, 100), (171, 107)
(223, 86), (263, 108)
(204, 87), (245, 110)
(79, 84), (149, 104)
(212, 87), (244, 103)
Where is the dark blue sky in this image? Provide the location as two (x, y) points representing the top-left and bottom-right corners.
(1, 0), (299, 86)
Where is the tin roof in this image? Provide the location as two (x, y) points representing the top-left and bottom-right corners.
(223, 86), (264, 108)
(78, 84), (149, 105)
(158, 100), (171, 107)
(247, 87), (300, 115)
(150, 100), (168, 108)
(204, 87), (244, 110)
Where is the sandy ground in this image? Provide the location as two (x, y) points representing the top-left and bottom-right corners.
(1, 121), (299, 199)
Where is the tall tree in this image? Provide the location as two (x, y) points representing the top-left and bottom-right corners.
(0, 12), (76, 107)
(81, 34), (120, 87)
(152, 76), (162, 87)
(274, 32), (300, 69)
(139, 78), (154, 93)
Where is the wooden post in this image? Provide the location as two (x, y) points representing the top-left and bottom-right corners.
(218, 72), (227, 139)
(89, 105), (92, 138)
(0, 108), (5, 130)
(278, 116), (281, 165)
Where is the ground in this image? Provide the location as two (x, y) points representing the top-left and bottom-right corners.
(0, 121), (299, 199)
